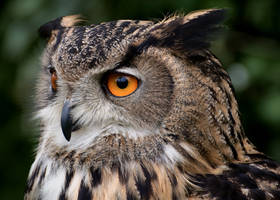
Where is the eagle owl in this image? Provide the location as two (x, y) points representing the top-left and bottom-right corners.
(25, 9), (280, 200)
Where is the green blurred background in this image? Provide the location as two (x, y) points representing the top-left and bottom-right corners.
(0, 0), (280, 199)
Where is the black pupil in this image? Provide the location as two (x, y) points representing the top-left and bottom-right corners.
(116, 76), (128, 89)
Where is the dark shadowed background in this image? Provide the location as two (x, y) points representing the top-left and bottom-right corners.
(0, 0), (280, 199)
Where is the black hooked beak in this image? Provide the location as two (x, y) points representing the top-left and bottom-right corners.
(61, 100), (73, 141)
(61, 100), (82, 141)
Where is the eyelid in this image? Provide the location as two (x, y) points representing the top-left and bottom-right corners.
(114, 67), (141, 80)
(47, 65), (56, 74)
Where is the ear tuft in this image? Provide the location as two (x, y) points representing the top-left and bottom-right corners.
(151, 9), (227, 51)
(60, 15), (84, 27)
(38, 15), (83, 40)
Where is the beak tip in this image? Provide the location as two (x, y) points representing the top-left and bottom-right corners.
(64, 133), (71, 142)
(61, 122), (72, 142)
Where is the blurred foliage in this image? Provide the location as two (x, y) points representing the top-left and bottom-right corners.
(0, 0), (280, 199)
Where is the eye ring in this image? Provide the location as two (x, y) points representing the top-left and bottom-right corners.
(106, 72), (139, 97)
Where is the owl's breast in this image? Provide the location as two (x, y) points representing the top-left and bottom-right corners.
(24, 155), (190, 200)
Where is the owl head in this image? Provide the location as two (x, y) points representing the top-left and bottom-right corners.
(36, 9), (255, 165)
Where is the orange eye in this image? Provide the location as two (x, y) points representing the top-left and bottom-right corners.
(51, 71), (58, 92)
(107, 73), (138, 97)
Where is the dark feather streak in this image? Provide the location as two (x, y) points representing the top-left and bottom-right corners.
(58, 168), (74, 200)
(25, 163), (41, 194)
(90, 167), (102, 187)
(78, 180), (92, 200)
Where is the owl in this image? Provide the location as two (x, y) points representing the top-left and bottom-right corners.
(25, 9), (280, 200)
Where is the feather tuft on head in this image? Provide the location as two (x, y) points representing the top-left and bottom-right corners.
(38, 15), (84, 41)
(135, 9), (227, 53)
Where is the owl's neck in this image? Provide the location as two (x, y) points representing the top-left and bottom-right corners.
(28, 115), (260, 200)
(38, 124), (258, 177)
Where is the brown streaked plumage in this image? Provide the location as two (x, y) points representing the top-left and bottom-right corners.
(25, 9), (280, 200)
